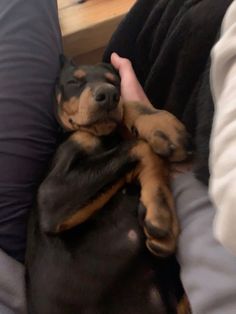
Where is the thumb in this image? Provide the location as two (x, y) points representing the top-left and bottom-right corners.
(111, 52), (134, 79)
(110, 52), (121, 70)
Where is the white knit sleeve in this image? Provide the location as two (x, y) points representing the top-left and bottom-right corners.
(210, 0), (236, 255)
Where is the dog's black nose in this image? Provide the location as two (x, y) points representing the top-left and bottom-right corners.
(95, 86), (120, 111)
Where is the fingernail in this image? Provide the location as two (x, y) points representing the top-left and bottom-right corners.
(111, 52), (118, 59)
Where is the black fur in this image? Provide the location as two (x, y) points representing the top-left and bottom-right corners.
(26, 60), (183, 313)
(26, 132), (181, 314)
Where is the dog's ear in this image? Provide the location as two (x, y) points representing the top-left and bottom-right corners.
(59, 54), (76, 69)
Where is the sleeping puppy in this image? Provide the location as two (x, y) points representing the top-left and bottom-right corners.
(26, 59), (190, 314)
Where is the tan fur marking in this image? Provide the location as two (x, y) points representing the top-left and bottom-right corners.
(177, 295), (191, 314)
(57, 86), (123, 134)
(80, 121), (118, 137)
(57, 87), (94, 130)
(74, 69), (86, 79)
(78, 98), (123, 136)
(105, 72), (116, 82)
(76, 87), (94, 125)
(70, 131), (100, 153)
(63, 97), (80, 115)
(130, 140), (179, 254)
(123, 101), (155, 130)
(134, 112), (187, 161)
(57, 96), (81, 130)
(123, 101), (188, 162)
(56, 178), (126, 233)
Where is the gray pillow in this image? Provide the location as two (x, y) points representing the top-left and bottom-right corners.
(0, 0), (62, 262)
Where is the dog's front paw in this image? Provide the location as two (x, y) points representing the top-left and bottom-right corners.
(141, 187), (179, 257)
(135, 111), (191, 162)
(144, 221), (178, 258)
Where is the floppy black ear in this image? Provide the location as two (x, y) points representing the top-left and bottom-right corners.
(59, 54), (76, 69)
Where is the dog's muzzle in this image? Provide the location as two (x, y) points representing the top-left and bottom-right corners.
(93, 84), (120, 111)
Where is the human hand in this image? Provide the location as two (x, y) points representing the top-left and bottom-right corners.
(111, 52), (191, 163)
(111, 52), (152, 106)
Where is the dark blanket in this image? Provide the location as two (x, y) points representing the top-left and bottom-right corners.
(104, 0), (233, 184)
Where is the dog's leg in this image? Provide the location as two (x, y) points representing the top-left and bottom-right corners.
(130, 141), (179, 256)
(55, 177), (126, 232)
(39, 130), (178, 256)
(177, 295), (191, 314)
(122, 101), (189, 162)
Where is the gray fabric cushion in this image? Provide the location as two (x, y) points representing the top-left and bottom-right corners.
(172, 173), (236, 314)
(0, 0), (62, 262)
(0, 249), (26, 314)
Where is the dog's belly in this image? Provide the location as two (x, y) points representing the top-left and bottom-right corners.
(27, 186), (169, 314)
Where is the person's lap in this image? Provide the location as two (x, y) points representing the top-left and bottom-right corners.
(0, 0), (62, 263)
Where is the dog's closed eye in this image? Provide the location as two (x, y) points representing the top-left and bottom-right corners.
(67, 79), (78, 85)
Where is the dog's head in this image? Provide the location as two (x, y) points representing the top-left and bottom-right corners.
(56, 57), (123, 136)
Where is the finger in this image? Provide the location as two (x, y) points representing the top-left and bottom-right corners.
(111, 53), (152, 106)
(110, 52), (121, 70)
(111, 53), (135, 81)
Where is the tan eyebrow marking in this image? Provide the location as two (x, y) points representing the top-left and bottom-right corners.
(105, 72), (116, 82)
(74, 69), (87, 79)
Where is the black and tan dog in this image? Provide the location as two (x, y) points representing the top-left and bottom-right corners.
(26, 59), (191, 314)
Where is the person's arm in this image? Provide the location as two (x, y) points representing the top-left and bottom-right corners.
(210, 0), (236, 255)
(113, 53), (236, 313)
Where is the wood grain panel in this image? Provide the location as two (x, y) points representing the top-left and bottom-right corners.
(58, 0), (136, 57)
